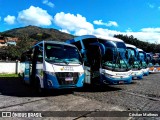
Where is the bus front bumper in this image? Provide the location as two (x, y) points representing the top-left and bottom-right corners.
(44, 73), (84, 89)
(131, 71), (143, 80)
(101, 74), (132, 85)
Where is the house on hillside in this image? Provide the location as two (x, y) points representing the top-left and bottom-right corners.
(5, 37), (18, 46)
(0, 36), (19, 47)
(0, 36), (7, 47)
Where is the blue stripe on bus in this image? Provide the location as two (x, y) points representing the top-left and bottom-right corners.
(101, 74), (132, 84)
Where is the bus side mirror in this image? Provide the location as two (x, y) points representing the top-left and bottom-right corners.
(80, 49), (85, 54)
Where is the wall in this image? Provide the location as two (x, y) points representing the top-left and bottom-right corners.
(0, 61), (22, 74)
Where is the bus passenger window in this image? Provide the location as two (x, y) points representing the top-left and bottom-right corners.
(83, 54), (89, 66)
(72, 41), (82, 50)
(82, 38), (97, 48)
(37, 48), (43, 62)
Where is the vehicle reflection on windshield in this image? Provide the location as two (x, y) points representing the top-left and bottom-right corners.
(45, 43), (82, 65)
(102, 48), (130, 71)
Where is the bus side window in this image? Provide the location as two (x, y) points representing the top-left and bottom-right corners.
(105, 49), (113, 61)
(72, 41), (82, 50)
(37, 47), (43, 62)
(84, 51), (90, 66)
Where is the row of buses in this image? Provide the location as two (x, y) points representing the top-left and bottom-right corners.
(20, 35), (160, 92)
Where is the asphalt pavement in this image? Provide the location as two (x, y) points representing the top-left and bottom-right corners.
(0, 73), (159, 120)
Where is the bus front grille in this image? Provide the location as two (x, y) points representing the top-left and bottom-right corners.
(55, 72), (79, 85)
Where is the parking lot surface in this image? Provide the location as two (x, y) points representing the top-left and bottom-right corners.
(0, 73), (160, 120)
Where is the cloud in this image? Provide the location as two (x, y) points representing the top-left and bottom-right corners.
(4, 15), (16, 24)
(93, 20), (118, 27)
(93, 28), (120, 37)
(141, 28), (160, 33)
(60, 29), (70, 34)
(17, 6), (53, 26)
(54, 12), (160, 44)
(126, 28), (132, 32)
(54, 12), (94, 35)
(93, 20), (103, 25)
(93, 27), (160, 44)
(43, 0), (54, 8)
(123, 28), (160, 44)
(148, 3), (155, 8)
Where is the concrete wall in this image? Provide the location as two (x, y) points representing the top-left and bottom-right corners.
(0, 61), (21, 74)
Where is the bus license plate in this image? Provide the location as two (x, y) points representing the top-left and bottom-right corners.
(133, 77), (137, 79)
(65, 77), (73, 81)
(119, 81), (124, 84)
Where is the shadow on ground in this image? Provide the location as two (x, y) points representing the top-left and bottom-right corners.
(0, 77), (125, 97)
(0, 77), (73, 97)
(74, 84), (122, 93)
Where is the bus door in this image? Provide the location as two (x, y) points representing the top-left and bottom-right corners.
(23, 50), (33, 84)
(83, 49), (91, 84)
(84, 66), (91, 84)
(24, 61), (32, 84)
(30, 46), (43, 86)
(87, 45), (102, 85)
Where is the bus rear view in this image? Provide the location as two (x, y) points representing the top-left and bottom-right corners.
(21, 41), (84, 92)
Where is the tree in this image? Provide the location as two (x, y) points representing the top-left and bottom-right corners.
(114, 34), (159, 53)
(7, 35), (35, 60)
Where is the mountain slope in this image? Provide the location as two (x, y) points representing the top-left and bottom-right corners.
(1, 25), (74, 42)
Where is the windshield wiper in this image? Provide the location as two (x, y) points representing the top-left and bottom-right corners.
(63, 60), (69, 65)
(64, 59), (82, 65)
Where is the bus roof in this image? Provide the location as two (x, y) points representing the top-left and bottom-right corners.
(137, 48), (143, 52)
(125, 43), (137, 48)
(95, 35), (123, 42)
(66, 35), (97, 43)
(66, 35), (123, 43)
(33, 40), (76, 47)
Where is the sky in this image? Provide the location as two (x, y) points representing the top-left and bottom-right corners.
(0, 0), (160, 43)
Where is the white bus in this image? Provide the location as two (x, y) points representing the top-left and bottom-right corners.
(137, 48), (149, 76)
(66, 35), (132, 85)
(20, 41), (84, 92)
(125, 44), (144, 79)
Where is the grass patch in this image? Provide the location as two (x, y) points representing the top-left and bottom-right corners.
(0, 74), (19, 77)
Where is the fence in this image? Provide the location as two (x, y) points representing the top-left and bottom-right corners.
(0, 61), (21, 74)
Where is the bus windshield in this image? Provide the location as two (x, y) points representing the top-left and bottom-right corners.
(138, 52), (147, 68)
(127, 48), (141, 70)
(45, 43), (82, 64)
(102, 42), (130, 72)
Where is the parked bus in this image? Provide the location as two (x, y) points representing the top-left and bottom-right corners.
(147, 53), (160, 73)
(66, 35), (132, 85)
(20, 41), (84, 92)
(137, 48), (149, 76)
(125, 44), (143, 79)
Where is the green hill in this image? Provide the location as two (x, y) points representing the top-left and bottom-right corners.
(0, 26), (74, 60)
(1, 25), (74, 42)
